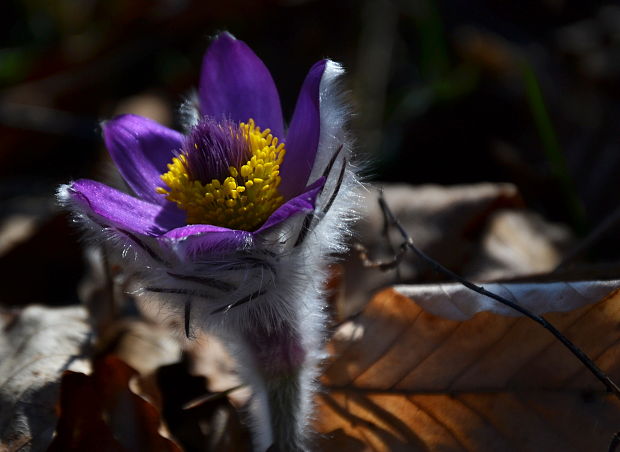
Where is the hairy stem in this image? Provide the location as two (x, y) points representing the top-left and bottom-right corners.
(244, 323), (309, 451)
(264, 373), (305, 451)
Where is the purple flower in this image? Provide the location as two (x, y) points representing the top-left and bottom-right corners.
(59, 32), (356, 451)
(59, 32), (343, 259)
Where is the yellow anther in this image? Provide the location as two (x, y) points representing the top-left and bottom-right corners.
(157, 118), (286, 230)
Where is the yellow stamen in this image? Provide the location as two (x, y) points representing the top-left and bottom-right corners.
(158, 119), (285, 231)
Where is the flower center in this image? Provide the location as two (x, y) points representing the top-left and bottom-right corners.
(157, 118), (285, 230)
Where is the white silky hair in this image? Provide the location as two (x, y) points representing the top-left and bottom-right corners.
(58, 60), (360, 452)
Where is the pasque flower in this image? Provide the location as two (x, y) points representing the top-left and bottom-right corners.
(59, 32), (357, 451)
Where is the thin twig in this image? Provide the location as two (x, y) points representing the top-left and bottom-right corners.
(353, 242), (407, 271)
(378, 188), (402, 281)
(377, 194), (620, 400)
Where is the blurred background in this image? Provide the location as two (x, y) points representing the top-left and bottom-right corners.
(2, 0), (620, 305)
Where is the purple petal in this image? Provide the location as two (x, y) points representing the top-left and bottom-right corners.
(199, 32), (284, 139)
(279, 60), (327, 199)
(65, 179), (185, 235)
(103, 114), (184, 205)
(161, 224), (252, 256)
(157, 179), (325, 257)
(256, 177), (324, 233)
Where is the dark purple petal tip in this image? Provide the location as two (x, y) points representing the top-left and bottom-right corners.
(65, 179), (185, 236)
(279, 59), (328, 199)
(199, 33), (284, 138)
(257, 177), (325, 233)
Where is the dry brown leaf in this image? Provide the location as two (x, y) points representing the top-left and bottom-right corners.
(315, 287), (620, 451)
(157, 361), (252, 452)
(48, 355), (182, 452)
(0, 305), (90, 452)
(47, 371), (126, 452)
(100, 318), (182, 411)
(338, 183), (571, 319)
(393, 279), (620, 320)
(465, 209), (573, 280)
